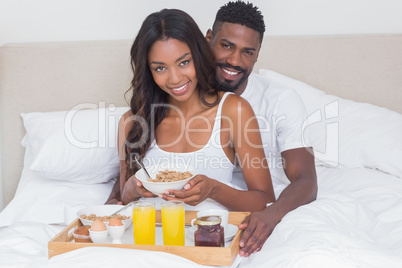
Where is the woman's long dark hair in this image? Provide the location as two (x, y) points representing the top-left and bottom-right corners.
(124, 9), (218, 180)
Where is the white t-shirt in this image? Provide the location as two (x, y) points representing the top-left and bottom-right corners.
(232, 73), (310, 197)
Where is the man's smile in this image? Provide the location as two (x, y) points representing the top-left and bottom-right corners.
(222, 67), (240, 77)
(216, 63), (246, 81)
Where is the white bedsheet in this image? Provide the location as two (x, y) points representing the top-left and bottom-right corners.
(1, 166), (402, 268)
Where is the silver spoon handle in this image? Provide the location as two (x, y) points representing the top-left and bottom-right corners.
(134, 156), (152, 179)
(110, 201), (136, 217)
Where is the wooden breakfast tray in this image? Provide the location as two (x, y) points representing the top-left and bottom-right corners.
(48, 210), (249, 266)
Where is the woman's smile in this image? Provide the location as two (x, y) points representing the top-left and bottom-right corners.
(170, 81), (190, 95)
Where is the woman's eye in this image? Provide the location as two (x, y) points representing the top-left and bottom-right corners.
(180, 60), (189, 66)
(155, 66), (165, 72)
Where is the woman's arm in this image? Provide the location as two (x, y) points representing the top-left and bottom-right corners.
(211, 95), (275, 210)
(105, 178), (121, 204)
(161, 95), (275, 211)
(105, 112), (130, 204)
(107, 111), (156, 205)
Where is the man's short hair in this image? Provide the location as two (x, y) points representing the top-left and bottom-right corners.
(212, 1), (265, 43)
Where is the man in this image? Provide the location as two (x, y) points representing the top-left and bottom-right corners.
(206, 1), (317, 257)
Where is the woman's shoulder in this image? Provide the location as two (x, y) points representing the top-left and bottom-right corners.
(121, 109), (133, 119)
(220, 92), (254, 117)
(118, 109), (136, 138)
(119, 109), (135, 127)
(219, 91), (248, 103)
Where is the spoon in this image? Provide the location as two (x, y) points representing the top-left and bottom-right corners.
(110, 201), (136, 217)
(134, 156), (152, 180)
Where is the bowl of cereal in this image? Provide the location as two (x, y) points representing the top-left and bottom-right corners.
(135, 164), (196, 195)
(77, 205), (132, 229)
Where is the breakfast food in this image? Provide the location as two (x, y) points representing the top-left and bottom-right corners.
(80, 213), (130, 222)
(148, 169), (193, 182)
(89, 219), (109, 243)
(91, 219), (107, 231)
(73, 225), (92, 243)
(109, 217), (123, 226)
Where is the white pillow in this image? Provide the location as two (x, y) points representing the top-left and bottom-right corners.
(0, 166), (114, 227)
(21, 106), (130, 184)
(259, 69), (402, 179)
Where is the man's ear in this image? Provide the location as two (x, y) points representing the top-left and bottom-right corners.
(205, 29), (213, 44)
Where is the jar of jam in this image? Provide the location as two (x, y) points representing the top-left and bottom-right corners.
(193, 216), (224, 247)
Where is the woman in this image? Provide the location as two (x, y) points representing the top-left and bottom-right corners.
(117, 9), (275, 211)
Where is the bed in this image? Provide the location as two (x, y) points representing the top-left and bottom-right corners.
(0, 34), (402, 267)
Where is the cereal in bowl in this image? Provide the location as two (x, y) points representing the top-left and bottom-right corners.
(80, 214), (131, 222)
(148, 169), (193, 182)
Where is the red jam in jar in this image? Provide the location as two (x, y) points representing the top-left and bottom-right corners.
(193, 216), (224, 247)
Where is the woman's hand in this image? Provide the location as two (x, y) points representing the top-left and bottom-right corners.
(121, 175), (157, 204)
(159, 175), (217, 206)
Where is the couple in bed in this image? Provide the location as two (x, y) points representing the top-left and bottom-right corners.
(107, 1), (317, 257)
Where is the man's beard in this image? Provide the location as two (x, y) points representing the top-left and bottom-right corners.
(215, 62), (250, 93)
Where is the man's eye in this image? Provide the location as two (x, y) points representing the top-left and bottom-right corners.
(223, 44), (231, 49)
(245, 51), (253, 56)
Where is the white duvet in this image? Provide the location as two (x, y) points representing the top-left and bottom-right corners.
(2, 70), (402, 267)
(1, 166), (402, 268)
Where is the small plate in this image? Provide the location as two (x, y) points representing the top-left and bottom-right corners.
(186, 224), (239, 242)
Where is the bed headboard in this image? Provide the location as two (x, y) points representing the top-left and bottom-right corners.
(255, 34), (402, 112)
(1, 34), (401, 207)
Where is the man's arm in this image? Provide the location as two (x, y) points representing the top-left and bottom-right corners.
(238, 147), (317, 256)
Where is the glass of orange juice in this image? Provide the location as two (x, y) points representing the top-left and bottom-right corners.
(132, 200), (155, 245)
(161, 201), (185, 246)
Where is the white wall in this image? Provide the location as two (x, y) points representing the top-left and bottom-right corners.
(0, 0), (401, 45)
(0, 128), (3, 210)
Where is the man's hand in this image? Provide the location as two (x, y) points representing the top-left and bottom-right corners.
(238, 147), (317, 257)
(238, 206), (279, 257)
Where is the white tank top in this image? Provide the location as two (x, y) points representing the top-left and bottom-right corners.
(142, 92), (236, 210)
